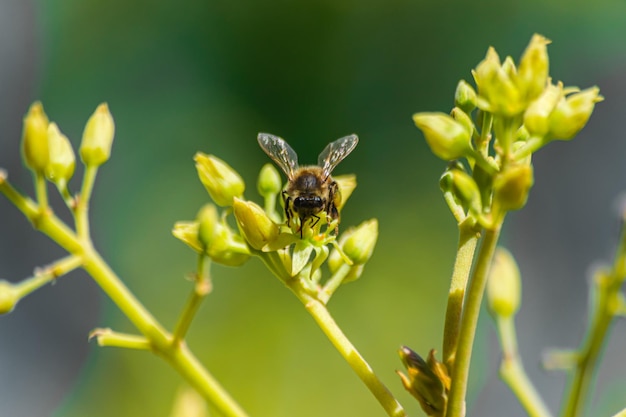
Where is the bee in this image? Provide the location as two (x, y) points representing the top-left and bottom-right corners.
(257, 133), (359, 237)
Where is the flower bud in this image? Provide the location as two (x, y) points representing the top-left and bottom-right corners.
(448, 168), (481, 215)
(197, 203), (221, 249)
(195, 153), (245, 207)
(493, 164), (534, 211)
(21, 102), (50, 173)
(172, 218), (250, 267)
(257, 163), (282, 197)
(45, 123), (76, 185)
(454, 80), (477, 113)
(79, 103), (115, 167)
(413, 112), (473, 161)
(0, 280), (18, 314)
(487, 247), (521, 318)
(342, 219), (378, 265)
(523, 82), (562, 137)
(450, 107), (474, 137)
(472, 47), (522, 117)
(517, 34), (551, 102)
(233, 197), (279, 250)
(333, 174), (357, 210)
(547, 87), (603, 140)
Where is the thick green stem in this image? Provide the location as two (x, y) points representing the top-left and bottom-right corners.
(289, 283), (406, 417)
(442, 220), (480, 370)
(446, 225), (502, 417)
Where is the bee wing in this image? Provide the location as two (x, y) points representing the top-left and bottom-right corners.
(257, 133), (299, 179)
(317, 134), (359, 179)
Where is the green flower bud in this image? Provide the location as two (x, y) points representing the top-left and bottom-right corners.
(517, 34), (551, 102)
(257, 163), (282, 197)
(413, 112), (473, 161)
(487, 247), (521, 318)
(450, 107), (474, 137)
(342, 219), (378, 265)
(454, 80), (477, 113)
(547, 87), (603, 140)
(449, 168), (482, 215)
(233, 197), (279, 250)
(472, 47), (522, 117)
(333, 174), (357, 210)
(0, 280), (19, 314)
(195, 153), (245, 207)
(197, 203), (221, 249)
(45, 123), (76, 185)
(172, 218), (250, 267)
(21, 102), (50, 173)
(79, 103), (115, 167)
(523, 82), (562, 137)
(493, 164), (534, 211)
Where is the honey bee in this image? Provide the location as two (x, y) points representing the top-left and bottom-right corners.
(257, 133), (359, 237)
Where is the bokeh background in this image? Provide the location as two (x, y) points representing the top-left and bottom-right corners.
(1, 1), (626, 416)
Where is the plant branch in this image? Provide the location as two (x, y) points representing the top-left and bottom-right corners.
(446, 225), (502, 417)
(288, 282), (407, 417)
(442, 219), (480, 370)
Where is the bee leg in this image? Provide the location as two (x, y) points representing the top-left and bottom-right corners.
(327, 181), (341, 235)
(282, 191), (292, 227)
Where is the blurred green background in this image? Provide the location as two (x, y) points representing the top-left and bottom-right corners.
(2, 1), (626, 416)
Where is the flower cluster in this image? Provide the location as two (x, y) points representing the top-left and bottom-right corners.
(413, 34), (602, 228)
(21, 102), (115, 190)
(173, 151), (378, 300)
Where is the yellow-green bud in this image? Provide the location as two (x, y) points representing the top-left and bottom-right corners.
(493, 164), (534, 211)
(0, 280), (18, 314)
(257, 163), (282, 197)
(172, 218), (250, 267)
(517, 34), (551, 102)
(233, 197), (279, 250)
(197, 203), (221, 249)
(523, 82), (562, 137)
(450, 107), (474, 137)
(449, 168), (481, 215)
(472, 47), (522, 117)
(21, 101), (50, 173)
(195, 153), (245, 207)
(45, 123), (76, 185)
(333, 174), (357, 210)
(413, 112), (473, 161)
(80, 103), (115, 167)
(342, 219), (378, 265)
(454, 80), (477, 113)
(547, 87), (603, 140)
(487, 247), (521, 318)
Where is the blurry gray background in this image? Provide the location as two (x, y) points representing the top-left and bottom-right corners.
(1, 1), (626, 416)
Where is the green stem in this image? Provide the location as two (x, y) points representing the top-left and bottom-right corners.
(319, 263), (351, 304)
(561, 218), (626, 417)
(34, 172), (48, 212)
(288, 282), (406, 417)
(13, 255), (84, 300)
(76, 164), (98, 240)
(173, 255), (212, 344)
(446, 225), (502, 417)
(442, 220), (480, 370)
(497, 317), (553, 417)
(91, 328), (151, 350)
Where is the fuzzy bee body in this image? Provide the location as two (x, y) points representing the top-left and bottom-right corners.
(257, 133), (358, 237)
